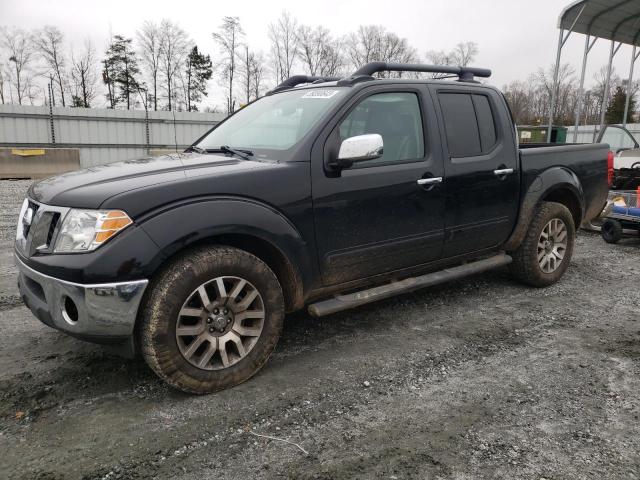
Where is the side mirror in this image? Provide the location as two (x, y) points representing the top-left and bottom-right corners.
(330, 134), (384, 170)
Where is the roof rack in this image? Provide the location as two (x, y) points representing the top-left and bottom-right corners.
(337, 61), (492, 85)
(267, 75), (341, 94)
(266, 63), (492, 95)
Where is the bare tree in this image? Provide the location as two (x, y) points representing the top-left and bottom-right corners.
(268, 11), (299, 83)
(581, 89), (603, 125)
(33, 25), (68, 106)
(137, 21), (162, 110)
(0, 27), (36, 105)
(297, 25), (343, 77)
(70, 39), (98, 108)
(344, 25), (379, 68)
(503, 80), (532, 124)
(376, 30), (418, 75)
(537, 63), (575, 125)
(240, 45), (252, 105)
(589, 65), (622, 124)
(238, 47), (267, 104)
(451, 42), (478, 67)
(345, 25), (418, 77)
(158, 19), (189, 111)
(424, 49), (452, 79)
(0, 63), (5, 104)
(250, 51), (266, 100)
(212, 16), (243, 114)
(501, 64), (581, 127)
(425, 42), (478, 78)
(424, 49), (452, 66)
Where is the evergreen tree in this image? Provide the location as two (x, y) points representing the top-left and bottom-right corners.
(184, 45), (212, 111)
(102, 36), (118, 108)
(102, 35), (141, 109)
(605, 85), (636, 124)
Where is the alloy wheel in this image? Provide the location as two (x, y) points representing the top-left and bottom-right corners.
(175, 276), (265, 370)
(537, 218), (568, 274)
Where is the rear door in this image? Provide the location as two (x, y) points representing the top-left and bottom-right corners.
(311, 84), (446, 286)
(430, 86), (519, 258)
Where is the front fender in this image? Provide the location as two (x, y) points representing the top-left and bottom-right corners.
(504, 167), (584, 251)
(138, 197), (314, 292)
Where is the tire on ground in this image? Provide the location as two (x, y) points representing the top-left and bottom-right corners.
(509, 201), (575, 288)
(137, 245), (284, 394)
(601, 218), (623, 244)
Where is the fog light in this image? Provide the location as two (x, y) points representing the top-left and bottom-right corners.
(62, 295), (79, 324)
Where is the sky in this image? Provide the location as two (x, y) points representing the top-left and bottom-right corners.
(1, 0), (637, 109)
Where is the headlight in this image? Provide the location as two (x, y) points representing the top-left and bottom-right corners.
(54, 209), (132, 253)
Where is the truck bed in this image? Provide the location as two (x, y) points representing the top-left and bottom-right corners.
(519, 142), (610, 225)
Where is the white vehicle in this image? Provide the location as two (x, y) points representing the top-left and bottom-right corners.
(598, 124), (640, 170)
(598, 125), (640, 191)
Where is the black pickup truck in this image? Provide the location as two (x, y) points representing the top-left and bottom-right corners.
(15, 62), (609, 394)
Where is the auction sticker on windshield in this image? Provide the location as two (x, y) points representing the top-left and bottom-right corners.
(302, 90), (340, 99)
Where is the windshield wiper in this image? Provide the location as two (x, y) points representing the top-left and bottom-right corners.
(185, 145), (254, 160)
(215, 145), (254, 160)
(185, 145), (207, 154)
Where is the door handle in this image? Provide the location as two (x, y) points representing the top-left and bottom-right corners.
(493, 168), (514, 176)
(417, 177), (443, 186)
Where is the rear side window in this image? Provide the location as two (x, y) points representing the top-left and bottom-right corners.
(438, 92), (498, 157)
(472, 95), (497, 151)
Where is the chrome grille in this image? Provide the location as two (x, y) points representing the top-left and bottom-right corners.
(29, 211), (61, 254)
(21, 201), (39, 239)
(16, 199), (69, 257)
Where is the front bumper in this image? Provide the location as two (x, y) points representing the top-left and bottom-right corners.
(16, 254), (148, 350)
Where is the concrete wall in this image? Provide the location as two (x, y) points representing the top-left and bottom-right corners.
(0, 148), (80, 179)
(0, 104), (226, 168)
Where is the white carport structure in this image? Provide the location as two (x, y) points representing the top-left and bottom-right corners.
(549, 0), (640, 142)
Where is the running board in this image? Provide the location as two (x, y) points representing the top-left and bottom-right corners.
(307, 253), (512, 317)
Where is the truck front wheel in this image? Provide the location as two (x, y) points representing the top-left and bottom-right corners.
(509, 201), (575, 287)
(137, 246), (284, 394)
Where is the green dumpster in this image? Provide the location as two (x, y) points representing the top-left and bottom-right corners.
(517, 125), (567, 144)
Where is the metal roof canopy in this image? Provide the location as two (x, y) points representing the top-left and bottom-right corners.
(548, 0), (640, 142)
(560, 0), (640, 46)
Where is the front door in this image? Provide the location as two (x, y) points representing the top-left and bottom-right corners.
(432, 86), (520, 258)
(311, 85), (445, 286)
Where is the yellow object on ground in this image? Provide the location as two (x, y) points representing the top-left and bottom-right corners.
(11, 149), (46, 157)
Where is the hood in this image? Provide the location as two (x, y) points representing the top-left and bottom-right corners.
(29, 152), (273, 211)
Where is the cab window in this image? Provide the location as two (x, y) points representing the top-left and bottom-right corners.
(338, 92), (424, 165)
(438, 92), (498, 157)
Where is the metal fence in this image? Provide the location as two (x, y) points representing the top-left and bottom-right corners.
(566, 124), (640, 144)
(0, 104), (225, 168)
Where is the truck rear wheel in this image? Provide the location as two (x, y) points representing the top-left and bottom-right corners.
(509, 201), (575, 288)
(138, 246), (284, 394)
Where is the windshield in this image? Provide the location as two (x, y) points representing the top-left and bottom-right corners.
(196, 87), (347, 156)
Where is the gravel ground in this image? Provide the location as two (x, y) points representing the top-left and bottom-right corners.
(0, 179), (639, 480)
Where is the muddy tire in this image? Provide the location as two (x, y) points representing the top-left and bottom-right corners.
(509, 201), (575, 288)
(601, 219), (622, 244)
(137, 246), (284, 394)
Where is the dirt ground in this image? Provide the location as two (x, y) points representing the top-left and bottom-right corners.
(0, 179), (639, 480)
